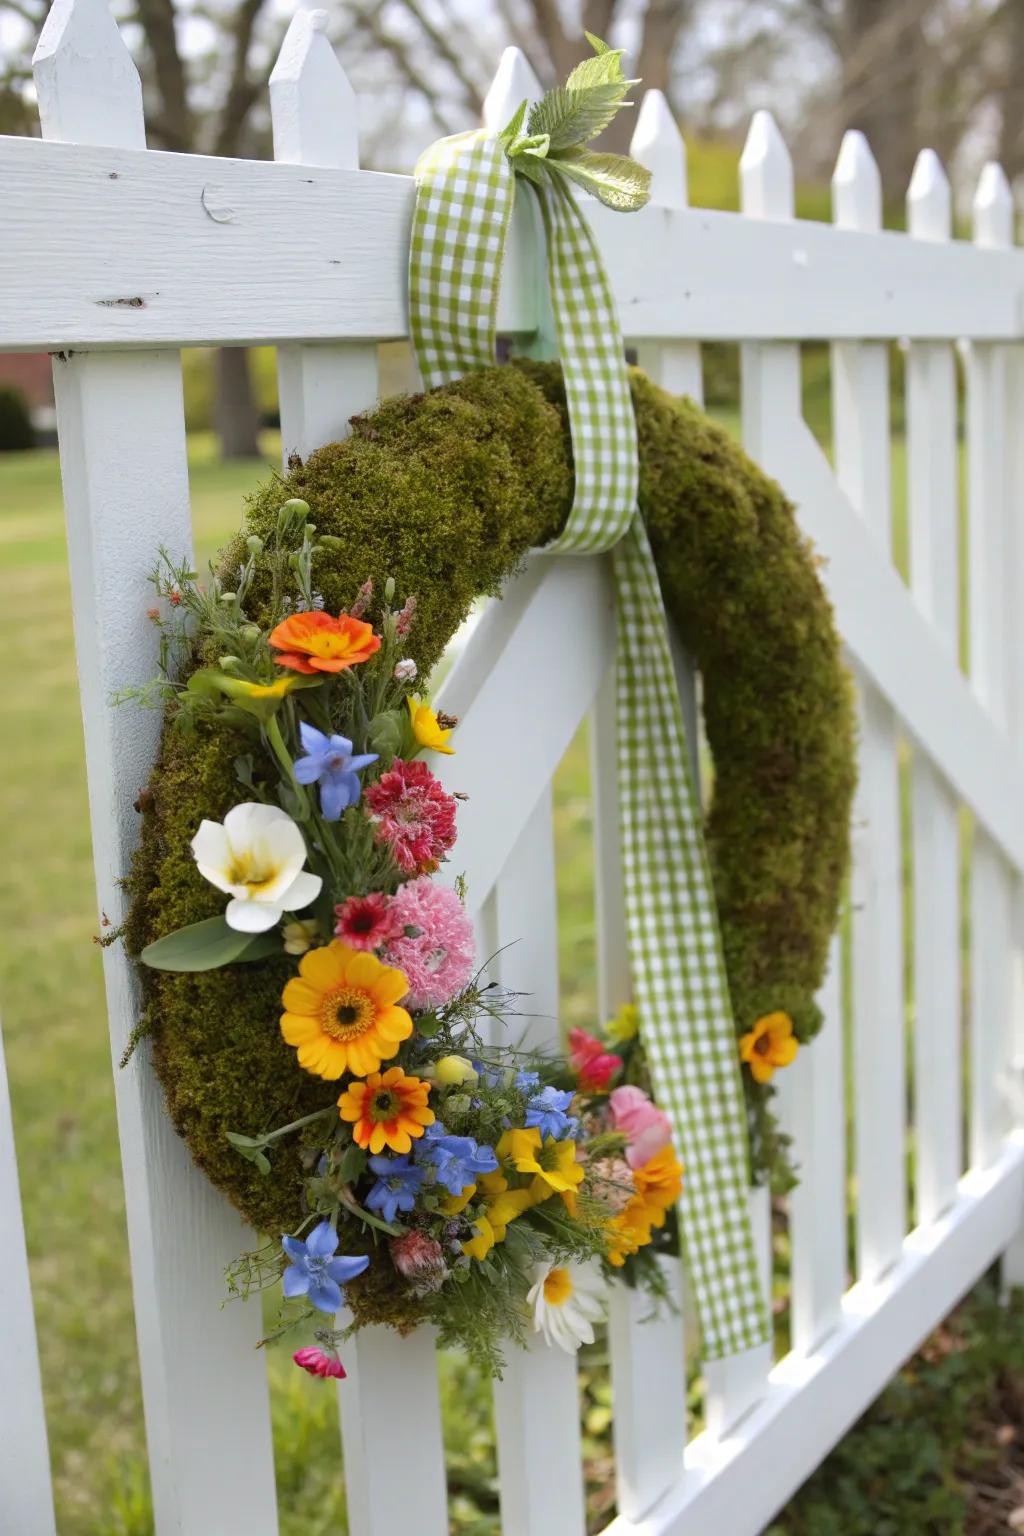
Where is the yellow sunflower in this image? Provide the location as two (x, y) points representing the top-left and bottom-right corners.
(280, 942), (412, 1079)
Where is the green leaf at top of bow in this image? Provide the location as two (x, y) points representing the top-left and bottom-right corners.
(498, 33), (652, 213)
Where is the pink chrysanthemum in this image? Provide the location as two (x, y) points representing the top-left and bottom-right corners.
(334, 891), (402, 952)
(383, 877), (475, 1010)
(293, 1346), (346, 1380)
(363, 758), (457, 875)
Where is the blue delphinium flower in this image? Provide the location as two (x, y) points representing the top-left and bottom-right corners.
(366, 1153), (426, 1223)
(281, 1219), (369, 1313)
(293, 722), (377, 821)
(525, 1085), (578, 1141)
(514, 1069), (540, 1093)
(417, 1121), (498, 1196)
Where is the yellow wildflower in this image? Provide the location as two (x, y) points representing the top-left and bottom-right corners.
(739, 1010), (798, 1084)
(407, 696), (455, 755)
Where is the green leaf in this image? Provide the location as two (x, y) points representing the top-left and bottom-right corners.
(141, 915), (276, 972)
(337, 1143), (368, 1184)
(233, 753), (255, 788)
(528, 83), (630, 151)
(226, 1132), (265, 1149)
(498, 98), (527, 146)
(549, 148), (651, 211)
(233, 931), (284, 964)
(566, 36), (633, 93)
(415, 1011), (442, 1038)
(367, 708), (404, 757)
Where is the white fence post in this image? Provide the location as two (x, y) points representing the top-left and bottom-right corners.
(268, 19), (451, 1530)
(831, 129), (907, 1285)
(967, 163), (1016, 1176)
(0, 1024), (56, 1536)
(905, 149), (963, 1229)
(30, 3), (279, 1532)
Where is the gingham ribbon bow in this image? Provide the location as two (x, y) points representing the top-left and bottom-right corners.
(408, 117), (769, 1358)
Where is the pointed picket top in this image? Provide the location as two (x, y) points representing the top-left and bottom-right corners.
(33, 0), (144, 148)
(907, 148), (951, 242)
(740, 109), (793, 219)
(630, 89), (687, 209)
(483, 46), (543, 135)
(973, 160), (1014, 249)
(270, 8), (358, 169)
(832, 130), (881, 233)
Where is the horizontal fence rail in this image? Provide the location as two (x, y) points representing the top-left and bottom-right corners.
(3, 2), (1024, 1534)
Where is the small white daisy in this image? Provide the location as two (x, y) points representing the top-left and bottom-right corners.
(526, 1260), (605, 1353)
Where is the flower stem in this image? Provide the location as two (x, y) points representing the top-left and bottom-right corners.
(264, 1106), (337, 1145)
(336, 1188), (403, 1238)
(264, 713), (310, 818)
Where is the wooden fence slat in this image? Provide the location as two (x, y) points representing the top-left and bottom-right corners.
(31, 6), (279, 1530)
(703, 111), (796, 1434)
(906, 148), (963, 1226)
(779, 937), (847, 1354)
(488, 786), (588, 1536)
(270, 8), (377, 464)
(0, 1024), (56, 1536)
(830, 131), (907, 1284)
(630, 91), (703, 405)
(592, 668), (689, 1516)
(268, 24), (451, 1528)
(967, 164), (1016, 1175)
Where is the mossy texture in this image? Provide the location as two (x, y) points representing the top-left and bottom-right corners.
(125, 362), (855, 1232)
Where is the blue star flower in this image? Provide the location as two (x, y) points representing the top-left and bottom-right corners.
(471, 1059), (505, 1089)
(417, 1122), (498, 1196)
(293, 722), (377, 821)
(281, 1219), (369, 1314)
(366, 1153), (427, 1223)
(514, 1069), (541, 1092)
(524, 1085), (578, 1141)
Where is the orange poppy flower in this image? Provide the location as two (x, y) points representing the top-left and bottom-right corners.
(269, 610), (381, 675)
(338, 1066), (434, 1154)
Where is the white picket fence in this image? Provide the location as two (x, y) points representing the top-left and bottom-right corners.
(4, 0), (1024, 1531)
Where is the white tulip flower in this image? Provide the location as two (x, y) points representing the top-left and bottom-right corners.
(191, 802), (322, 933)
(526, 1261), (605, 1353)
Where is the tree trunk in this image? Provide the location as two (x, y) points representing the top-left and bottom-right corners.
(999, 0), (1024, 181)
(214, 347), (261, 459)
(838, 0), (931, 202)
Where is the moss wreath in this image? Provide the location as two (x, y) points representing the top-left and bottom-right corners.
(125, 360), (856, 1318)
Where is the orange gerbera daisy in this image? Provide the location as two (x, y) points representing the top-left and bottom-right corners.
(739, 1010), (799, 1084)
(606, 1195), (654, 1267)
(338, 1067), (434, 1154)
(632, 1145), (683, 1228)
(269, 610), (381, 675)
(280, 943), (412, 1079)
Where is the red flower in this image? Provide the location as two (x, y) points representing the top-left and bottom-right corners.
(334, 892), (402, 952)
(363, 758), (457, 874)
(568, 1028), (623, 1093)
(293, 1346), (346, 1380)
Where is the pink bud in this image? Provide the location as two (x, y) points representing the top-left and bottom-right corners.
(390, 1230), (446, 1291)
(293, 1346), (346, 1380)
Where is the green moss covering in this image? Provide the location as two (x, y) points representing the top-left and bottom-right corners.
(125, 361), (855, 1235)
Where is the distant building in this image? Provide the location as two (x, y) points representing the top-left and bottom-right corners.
(0, 352), (55, 438)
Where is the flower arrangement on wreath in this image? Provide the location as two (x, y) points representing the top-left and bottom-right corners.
(128, 497), (682, 1379)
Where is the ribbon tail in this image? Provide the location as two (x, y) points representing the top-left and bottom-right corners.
(613, 520), (771, 1358)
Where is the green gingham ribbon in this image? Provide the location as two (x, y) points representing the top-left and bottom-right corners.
(409, 130), (769, 1360)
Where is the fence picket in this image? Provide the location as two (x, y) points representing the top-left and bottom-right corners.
(703, 110), (796, 1434)
(630, 91), (703, 404)
(830, 130), (907, 1283)
(488, 788), (588, 1535)
(269, 22), (452, 1523)
(905, 149), (963, 1227)
(30, 5), (279, 1531)
(0, 1024), (56, 1536)
(779, 937), (847, 1353)
(271, 10), (377, 463)
(967, 165), (1016, 1173)
(592, 670), (689, 1516)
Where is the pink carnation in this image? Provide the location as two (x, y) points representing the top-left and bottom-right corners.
(334, 891), (402, 952)
(568, 1028), (623, 1093)
(383, 876), (475, 1010)
(293, 1346), (346, 1380)
(363, 758), (458, 874)
(609, 1085), (673, 1169)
